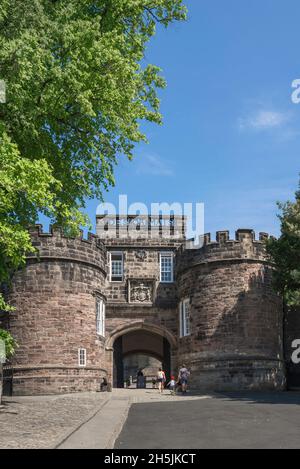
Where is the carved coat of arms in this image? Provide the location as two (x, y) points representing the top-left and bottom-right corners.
(130, 283), (152, 302)
(135, 250), (147, 261)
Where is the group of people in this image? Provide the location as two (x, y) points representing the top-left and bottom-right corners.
(155, 364), (190, 395)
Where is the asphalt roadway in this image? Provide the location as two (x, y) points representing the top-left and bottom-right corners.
(115, 391), (300, 449)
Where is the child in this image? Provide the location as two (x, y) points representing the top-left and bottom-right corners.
(167, 375), (176, 395)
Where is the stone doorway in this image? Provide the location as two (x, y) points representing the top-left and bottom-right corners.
(112, 329), (172, 388)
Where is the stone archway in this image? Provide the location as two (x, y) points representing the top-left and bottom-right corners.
(105, 321), (177, 388)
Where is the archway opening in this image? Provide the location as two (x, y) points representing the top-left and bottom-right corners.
(113, 329), (171, 388)
(123, 353), (162, 387)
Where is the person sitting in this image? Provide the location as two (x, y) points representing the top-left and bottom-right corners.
(100, 377), (108, 391)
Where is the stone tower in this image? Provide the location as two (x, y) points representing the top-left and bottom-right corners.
(7, 225), (107, 394)
(176, 229), (285, 390)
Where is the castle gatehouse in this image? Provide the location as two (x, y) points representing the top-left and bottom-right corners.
(1, 215), (292, 395)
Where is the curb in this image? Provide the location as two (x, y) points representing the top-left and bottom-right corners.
(105, 398), (133, 449)
(53, 394), (111, 449)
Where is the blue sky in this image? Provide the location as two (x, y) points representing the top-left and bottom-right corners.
(50, 1), (300, 238)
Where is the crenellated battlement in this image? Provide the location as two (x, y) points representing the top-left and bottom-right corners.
(27, 224), (107, 273)
(177, 228), (273, 273)
(185, 229), (271, 248)
(29, 224), (105, 249)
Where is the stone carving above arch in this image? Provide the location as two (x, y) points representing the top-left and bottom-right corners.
(128, 279), (154, 304)
(130, 282), (151, 303)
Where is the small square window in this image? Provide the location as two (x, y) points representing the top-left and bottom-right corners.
(78, 348), (87, 367)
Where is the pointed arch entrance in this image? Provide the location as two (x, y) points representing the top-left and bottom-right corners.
(105, 322), (177, 388)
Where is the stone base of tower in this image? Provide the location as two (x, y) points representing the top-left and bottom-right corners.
(11, 366), (108, 396)
(187, 357), (286, 392)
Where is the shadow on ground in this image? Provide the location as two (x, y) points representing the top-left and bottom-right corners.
(214, 390), (300, 405)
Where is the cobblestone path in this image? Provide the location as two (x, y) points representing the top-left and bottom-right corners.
(0, 393), (107, 449)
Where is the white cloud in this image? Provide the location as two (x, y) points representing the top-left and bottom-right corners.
(136, 153), (174, 177)
(238, 110), (290, 131)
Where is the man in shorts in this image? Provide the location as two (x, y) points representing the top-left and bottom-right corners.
(178, 364), (190, 395)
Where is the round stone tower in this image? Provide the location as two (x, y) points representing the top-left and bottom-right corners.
(176, 229), (286, 391)
(8, 225), (108, 395)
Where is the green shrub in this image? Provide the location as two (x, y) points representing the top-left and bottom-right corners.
(0, 328), (18, 359)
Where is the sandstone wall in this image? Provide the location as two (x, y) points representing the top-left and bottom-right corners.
(6, 221), (290, 394)
(8, 226), (107, 395)
(103, 234), (183, 382)
(176, 229), (286, 391)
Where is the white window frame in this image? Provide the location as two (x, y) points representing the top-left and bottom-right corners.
(179, 298), (191, 337)
(109, 251), (124, 282)
(96, 297), (105, 337)
(78, 348), (87, 367)
(159, 252), (174, 283)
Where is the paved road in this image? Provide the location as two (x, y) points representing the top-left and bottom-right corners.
(58, 389), (210, 449)
(115, 392), (300, 449)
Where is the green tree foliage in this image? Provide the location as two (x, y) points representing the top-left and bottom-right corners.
(0, 0), (186, 219)
(266, 183), (300, 306)
(0, 328), (17, 358)
(0, 128), (71, 309)
(0, 0), (186, 313)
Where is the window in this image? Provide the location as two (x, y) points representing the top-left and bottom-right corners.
(110, 252), (124, 282)
(179, 299), (191, 337)
(96, 297), (105, 337)
(160, 252), (174, 283)
(78, 348), (86, 367)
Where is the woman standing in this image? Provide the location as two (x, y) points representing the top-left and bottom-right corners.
(157, 367), (166, 394)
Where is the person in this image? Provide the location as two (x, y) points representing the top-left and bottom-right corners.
(100, 377), (108, 392)
(178, 364), (190, 395)
(157, 367), (166, 394)
(136, 369), (145, 388)
(167, 375), (176, 395)
(152, 378), (157, 389)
